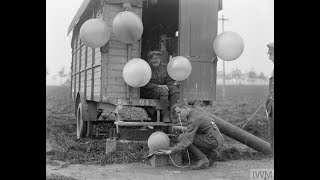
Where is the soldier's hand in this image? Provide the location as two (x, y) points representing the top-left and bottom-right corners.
(158, 85), (169, 91)
(155, 149), (172, 155)
(173, 81), (180, 86)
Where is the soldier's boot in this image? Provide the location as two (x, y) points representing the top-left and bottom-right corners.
(188, 144), (210, 170)
(160, 98), (171, 123)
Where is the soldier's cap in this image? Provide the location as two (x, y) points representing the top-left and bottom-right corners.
(267, 42), (274, 54)
(147, 51), (162, 60)
(171, 99), (191, 112)
(267, 42), (274, 48)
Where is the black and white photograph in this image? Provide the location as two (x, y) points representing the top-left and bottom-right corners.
(46, 0), (274, 179)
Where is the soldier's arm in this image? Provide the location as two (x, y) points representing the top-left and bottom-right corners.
(142, 82), (159, 89)
(170, 119), (200, 154)
(163, 64), (175, 86)
(166, 76), (175, 86)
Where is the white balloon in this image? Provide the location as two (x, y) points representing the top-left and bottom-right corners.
(113, 11), (143, 44)
(80, 19), (110, 48)
(213, 31), (244, 61)
(123, 58), (151, 87)
(167, 56), (192, 81)
(148, 131), (170, 154)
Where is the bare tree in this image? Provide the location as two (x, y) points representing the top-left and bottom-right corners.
(248, 70), (257, 85)
(231, 68), (242, 85)
(58, 67), (67, 86)
(217, 70), (224, 80)
(258, 72), (267, 84)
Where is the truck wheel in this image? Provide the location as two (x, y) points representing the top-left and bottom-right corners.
(76, 102), (87, 139)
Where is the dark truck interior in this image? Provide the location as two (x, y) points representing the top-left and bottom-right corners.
(141, 0), (179, 64)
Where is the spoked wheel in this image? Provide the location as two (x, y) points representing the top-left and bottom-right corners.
(76, 102), (88, 139)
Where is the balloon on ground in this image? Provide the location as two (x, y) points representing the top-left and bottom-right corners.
(80, 19), (110, 48)
(123, 58), (151, 87)
(148, 131), (170, 155)
(167, 56), (192, 81)
(213, 31), (244, 61)
(113, 11), (143, 44)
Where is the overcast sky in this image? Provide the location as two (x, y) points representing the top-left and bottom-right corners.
(46, 0), (274, 85)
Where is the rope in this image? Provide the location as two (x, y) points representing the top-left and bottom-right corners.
(168, 114), (191, 168)
(241, 102), (266, 129)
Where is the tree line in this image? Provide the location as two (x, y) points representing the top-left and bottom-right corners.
(46, 67), (70, 86)
(46, 67), (269, 86)
(217, 68), (270, 85)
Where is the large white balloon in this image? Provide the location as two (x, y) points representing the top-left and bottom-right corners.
(148, 131), (170, 155)
(113, 11), (143, 44)
(167, 56), (192, 81)
(123, 58), (151, 87)
(213, 31), (244, 61)
(80, 19), (110, 48)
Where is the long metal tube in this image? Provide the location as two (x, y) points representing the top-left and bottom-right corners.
(209, 113), (272, 154)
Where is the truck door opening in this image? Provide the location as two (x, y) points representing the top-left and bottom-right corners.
(141, 0), (179, 64)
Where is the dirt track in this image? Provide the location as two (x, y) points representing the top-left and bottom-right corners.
(46, 158), (273, 180)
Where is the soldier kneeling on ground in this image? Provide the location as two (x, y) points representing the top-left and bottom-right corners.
(156, 99), (224, 170)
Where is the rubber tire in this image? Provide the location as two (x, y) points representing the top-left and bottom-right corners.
(76, 102), (88, 139)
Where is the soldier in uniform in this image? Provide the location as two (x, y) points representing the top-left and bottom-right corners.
(156, 100), (224, 170)
(140, 51), (180, 123)
(266, 42), (274, 156)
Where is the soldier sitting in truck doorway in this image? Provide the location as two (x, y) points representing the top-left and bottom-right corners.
(156, 99), (224, 170)
(140, 51), (180, 123)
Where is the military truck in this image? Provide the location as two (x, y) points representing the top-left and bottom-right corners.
(67, 0), (222, 139)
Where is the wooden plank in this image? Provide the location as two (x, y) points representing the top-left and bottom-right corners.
(74, 38), (78, 98)
(78, 41), (82, 92)
(109, 63), (124, 71)
(93, 95), (100, 102)
(94, 78), (101, 86)
(70, 53), (74, 98)
(81, 46), (86, 56)
(107, 85), (126, 93)
(108, 56), (127, 64)
(87, 48), (92, 57)
(106, 92), (138, 98)
(78, 34), (81, 47)
(108, 70), (122, 78)
(94, 56), (101, 65)
(109, 77), (125, 86)
(91, 46), (95, 100)
(80, 72), (85, 93)
(84, 46), (88, 98)
(108, 40), (140, 50)
(179, 0), (191, 57)
(101, 45), (109, 99)
(86, 81), (92, 98)
(109, 48), (140, 57)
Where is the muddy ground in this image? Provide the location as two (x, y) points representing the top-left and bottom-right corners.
(46, 85), (273, 180)
(47, 158), (273, 180)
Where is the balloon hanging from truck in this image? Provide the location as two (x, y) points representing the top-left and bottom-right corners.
(167, 56), (192, 81)
(213, 31), (244, 61)
(113, 11), (144, 44)
(79, 19), (110, 48)
(122, 58), (152, 87)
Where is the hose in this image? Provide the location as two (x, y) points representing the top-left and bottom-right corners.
(168, 114), (191, 168)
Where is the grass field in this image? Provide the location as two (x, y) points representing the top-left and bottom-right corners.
(46, 85), (271, 166)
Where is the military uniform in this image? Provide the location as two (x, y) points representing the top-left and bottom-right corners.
(140, 51), (180, 122)
(266, 42), (274, 156)
(170, 106), (224, 162)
